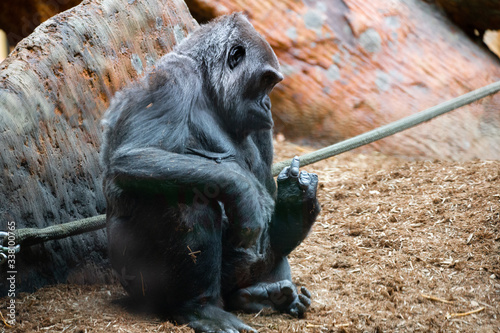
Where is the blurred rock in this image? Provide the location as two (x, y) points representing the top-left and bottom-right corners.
(187, 0), (500, 160)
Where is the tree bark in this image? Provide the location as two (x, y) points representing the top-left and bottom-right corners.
(0, 0), (197, 293)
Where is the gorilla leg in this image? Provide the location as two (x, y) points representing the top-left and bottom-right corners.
(107, 199), (255, 332)
(108, 202), (222, 303)
(224, 157), (319, 317)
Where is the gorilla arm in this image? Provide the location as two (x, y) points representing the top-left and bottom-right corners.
(107, 146), (274, 248)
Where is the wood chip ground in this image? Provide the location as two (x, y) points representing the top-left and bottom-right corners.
(2, 141), (499, 332)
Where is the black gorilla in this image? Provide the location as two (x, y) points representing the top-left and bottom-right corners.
(101, 13), (320, 332)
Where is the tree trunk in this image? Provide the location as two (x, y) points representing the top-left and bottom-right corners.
(0, 0), (197, 293)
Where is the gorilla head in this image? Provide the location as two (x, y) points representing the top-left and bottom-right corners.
(175, 13), (284, 137)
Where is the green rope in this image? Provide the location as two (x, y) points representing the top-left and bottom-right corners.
(5, 80), (500, 249)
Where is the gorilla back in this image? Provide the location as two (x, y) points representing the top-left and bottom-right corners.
(101, 13), (320, 333)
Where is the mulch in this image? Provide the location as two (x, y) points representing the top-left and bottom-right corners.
(1, 140), (499, 332)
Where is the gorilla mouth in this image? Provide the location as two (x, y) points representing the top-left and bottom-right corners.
(247, 97), (273, 130)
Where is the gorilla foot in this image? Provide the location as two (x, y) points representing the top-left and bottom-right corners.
(228, 280), (312, 318)
(175, 305), (256, 333)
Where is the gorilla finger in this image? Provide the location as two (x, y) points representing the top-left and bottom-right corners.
(306, 173), (319, 191)
(298, 171), (311, 188)
(278, 280), (295, 295)
(295, 302), (308, 317)
(289, 156), (300, 178)
(277, 166), (290, 181)
(229, 320), (257, 333)
(190, 320), (219, 333)
(309, 173), (319, 185)
(301, 286), (312, 299)
(222, 329), (238, 333)
(299, 294), (311, 308)
(288, 307), (299, 318)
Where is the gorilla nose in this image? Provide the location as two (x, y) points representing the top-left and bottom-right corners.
(261, 67), (284, 89)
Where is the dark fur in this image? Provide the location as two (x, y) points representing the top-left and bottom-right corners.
(101, 13), (320, 332)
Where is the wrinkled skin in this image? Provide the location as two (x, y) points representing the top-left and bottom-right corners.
(101, 13), (320, 333)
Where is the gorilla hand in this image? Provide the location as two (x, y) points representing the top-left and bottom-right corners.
(270, 156), (320, 256)
(277, 156), (319, 205)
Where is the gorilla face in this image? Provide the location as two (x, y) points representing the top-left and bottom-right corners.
(220, 19), (283, 135)
(175, 13), (283, 138)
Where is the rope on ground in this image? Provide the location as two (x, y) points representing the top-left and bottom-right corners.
(2, 80), (500, 254)
(13, 215), (106, 247)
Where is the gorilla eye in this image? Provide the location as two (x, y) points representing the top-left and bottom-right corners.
(228, 45), (245, 70)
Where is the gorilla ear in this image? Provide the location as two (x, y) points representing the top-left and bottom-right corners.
(228, 45), (246, 70)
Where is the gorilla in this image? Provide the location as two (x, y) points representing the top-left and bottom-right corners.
(101, 13), (320, 333)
